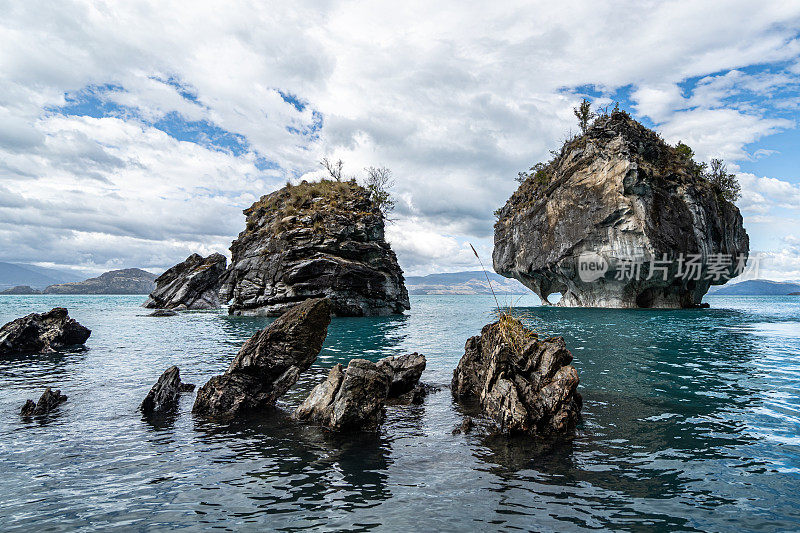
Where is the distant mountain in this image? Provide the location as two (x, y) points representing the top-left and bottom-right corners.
(710, 280), (800, 296)
(0, 285), (41, 295)
(405, 270), (528, 295)
(0, 262), (83, 289)
(43, 268), (157, 294)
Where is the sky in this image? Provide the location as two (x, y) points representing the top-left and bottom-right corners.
(1, 0), (799, 280)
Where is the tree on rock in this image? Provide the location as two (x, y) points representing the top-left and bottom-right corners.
(573, 98), (595, 133)
(706, 159), (741, 202)
(364, 166), (395, 216)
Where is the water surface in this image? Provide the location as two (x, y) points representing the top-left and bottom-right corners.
(1, 294), (799, 531)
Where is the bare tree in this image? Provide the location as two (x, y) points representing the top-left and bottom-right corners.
(364, 166), (395, 215)
(320, 157), (344, 181)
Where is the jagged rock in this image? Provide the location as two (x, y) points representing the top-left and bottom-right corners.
(452, 416), (474, 435)
(493, 111), (749, 308)
(20, 387), (67, 417)
(376, 352), (426, 398)
(44, 268), (156, 294)
(192, 297), (331, 417)
(452, 316), (582, 437)
(0, 307), (91, 355)
(389, 383), (439, 406)
(143, 253), (227, 310)
(294, 359), (390, 431)
(219, 180), (410, 317)
(140, 366), (194, 416)
(148, 309), (178, 317)
(1, 285), (41, 295)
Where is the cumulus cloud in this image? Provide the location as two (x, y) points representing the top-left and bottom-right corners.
(1, 0), (800, 278)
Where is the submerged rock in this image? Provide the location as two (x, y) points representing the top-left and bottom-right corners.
(0, 307), (91, 355)
(143, 253), (227, 310)
(20, 387), (67, 417)
(192, 297), (331, 418)
(376, 352), (426, 398)
(493, 111), (749, 308)
(294, 359), (390, 431)
(148, 309), (178, 317)
(140, 366), (195, 416)
(219, 179), (410, 317)
(452, 315), (582, 437)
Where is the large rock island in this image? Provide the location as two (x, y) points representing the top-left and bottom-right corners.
(493, 111), (749, 308)
(44, 269), (156, 295)
(220, 179), (409, 316)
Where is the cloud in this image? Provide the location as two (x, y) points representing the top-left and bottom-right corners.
(1, 1), (800, 278)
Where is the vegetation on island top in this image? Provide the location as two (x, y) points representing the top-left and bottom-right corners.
(500, 99), (742, 220)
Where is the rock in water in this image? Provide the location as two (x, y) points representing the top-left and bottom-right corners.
(143, 253), (227, 310)
(193, 297), (331, 418)
(493, 111), (749, 308)
(219, 179), (410, 317)
(376, 352), (426, 398)
(452, 315), (582, 437)
(140, 366), (194, 416)
(0, 308), (91, 355)
(20, 387), (67, 417)
(294, 359), (390, 431)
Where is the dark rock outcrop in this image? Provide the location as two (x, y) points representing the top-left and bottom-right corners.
(148, 309), (177, 317)
(219, 179), (409, 317)
(143, 253), (227, 310)
(452, 316), (582, 437)
(1, 285), (41, 295)
(493, 111), (749, 308)
(0, 308), (91, 355)
(294, 359), (390, 431)
(44, 268), (156, 294)
(192, 297), (331, 418)
(376, 352), (426, 398)
(140, 366), (195, 416)
(20, 387), (67, 417)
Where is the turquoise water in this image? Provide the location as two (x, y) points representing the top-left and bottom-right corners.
(1, 294), (799, 531)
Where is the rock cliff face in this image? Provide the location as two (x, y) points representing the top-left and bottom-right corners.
(44, 269), (156, 295)
(192, 298), (331, 418)
(493, 111), (749, 308)
(143, 253), (227, 310)
(219, 180), (409, 317)
(452, 316), (582, 437)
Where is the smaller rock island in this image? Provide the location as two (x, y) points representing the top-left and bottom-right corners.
(220, 179), (410, 316)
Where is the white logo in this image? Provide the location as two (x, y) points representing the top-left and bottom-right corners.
(578, 252), (608, 282)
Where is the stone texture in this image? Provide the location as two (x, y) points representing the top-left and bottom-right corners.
(143, 253), (227, 310)
(493, 111), (749, 308)
(452, 316), (582, 437)
(376, 352), (426, 398)
(20, 387), (67, 417)
(0, 307), (91, 355)
(44, 269), (156, 294)
(219, 180), (409, 317)
(294, 359), (390, 431)
(192, 297), (331, 418)
(140, 366), (194, 416)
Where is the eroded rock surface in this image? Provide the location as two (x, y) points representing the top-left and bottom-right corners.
(376, 352), (426, 398)
(20, 387), (67, 417)
(219, 180), (409, 317)
(140, 366), (195, 416)
(192, 297), (331, 418)
(0, 308), (91, 355)
(452, 316), (582, 437)
(295, 359), (390, 431)
(493, 111), (749, 308)
(143, 253), (227, 310)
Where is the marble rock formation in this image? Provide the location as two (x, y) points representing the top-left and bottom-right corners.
(219, 179), (409, 317)
(192, 297), (331, 418)
(21, 387), (68, 417)
(143, 253), (227, 310)
(376, 352), (428, 404)
(493, 111), (749, 308)
(294, 359), (390, 431)
(452, 316), (582, 437)
(140, 366), (195, 416)
(0, 308), (91, 355)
